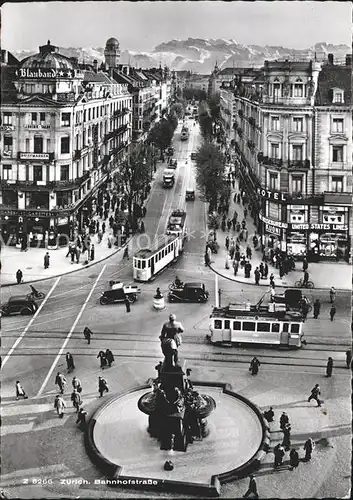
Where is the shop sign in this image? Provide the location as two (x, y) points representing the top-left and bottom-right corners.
(15, 68), (76, 79)
(20, 153), (49, 160)
(259, 213), (288, 229)
(256, 187), (288, 202)
(310, 223), (348, 231)
(57, 217), (68, 225)
(0, 209), (50, 217)
(265, 224), (281, 235)
(291, 223), (309, 230)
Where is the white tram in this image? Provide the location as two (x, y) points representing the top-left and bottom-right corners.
(209, 302), (305, 348)
(133, 235), (182, 282)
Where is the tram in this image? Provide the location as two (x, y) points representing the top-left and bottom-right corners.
(166, 210), (187, 252)
(208, 300), (305, 349)
(133, 235), (182, 282)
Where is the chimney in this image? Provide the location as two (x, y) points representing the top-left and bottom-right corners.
(328, 53), (334, 65)
(93, 59), (98, 72)
(345, 54), (352, 66)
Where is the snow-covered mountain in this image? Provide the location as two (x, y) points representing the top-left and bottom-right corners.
(11, 39), (350, 74)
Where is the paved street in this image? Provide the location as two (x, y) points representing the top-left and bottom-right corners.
(1, 121), (351, 499)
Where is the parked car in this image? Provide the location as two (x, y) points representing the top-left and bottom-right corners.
(167, 146), (174, 156)
(168, 282), (209, 303)
(1, 296), (38, 316)
(169, 158), (178, 169)
(191, 152), (197, 160)
(185, 188), (195, 201)
(100, 281), (141, 305)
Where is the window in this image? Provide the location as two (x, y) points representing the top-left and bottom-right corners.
(88, 109), (91, 121)
(25, 138), (30, 152)
(292, 144), (303, 161)
(293, 84), (304, 97)
(333, 90), (343, 104)
(292, 175), (303, 193)
(273, 83), (281, 98)
(56, 191), (72, 207)
(293, 117), (303, 132)
(271, 323), (280, 333)
(61, 137), (70, 154)
(332, 145), (343, 162)
(269, 173), (278, 191)
(60, 165), (70, 181)
(224, 320), (230, 329)
(233, 321), (241, 330)
(2, 164), (12, 180)
(270, 143), (279, 159)
(214, 320), (222, 330)
(268, 202), (281, 221)
(271, 116), (280, 131)
(291, 324), (300, 334)
(92, 108), (95, 119)
(46, 139), (51, 153)
(243, 322), (255, 331)
(3, 136), (13, 151)
(33, 165), (43, 182)
(3, 112), (12, 125)
(33, 136), (43, 153)
(332, 176), (343, 193)
(40, 112), (45, 122)
(257, 322), (271, 332)
(61, 113), (70, 126)
(332, 118), (344, 133)
(31, 112), (37, 122)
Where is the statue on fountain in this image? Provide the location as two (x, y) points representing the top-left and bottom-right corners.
(159, 313), (184, 369)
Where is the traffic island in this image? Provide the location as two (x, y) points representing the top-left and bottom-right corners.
(85, 382), (270, 497)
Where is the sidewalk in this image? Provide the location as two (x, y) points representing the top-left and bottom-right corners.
(0, 162), (165, 287)
(208, 179), (351, 291)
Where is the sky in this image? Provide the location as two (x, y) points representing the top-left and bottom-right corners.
(2, 1), (351, 52)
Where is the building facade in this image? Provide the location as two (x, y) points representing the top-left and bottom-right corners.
(0, 40), (132, 246)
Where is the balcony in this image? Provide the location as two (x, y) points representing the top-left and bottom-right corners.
(288, 159), (310, 169)
(18, 152), (55, 162)
(0, 125), (15, 132)
(258, 154), (311, 170)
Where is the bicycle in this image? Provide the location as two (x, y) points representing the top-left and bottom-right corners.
(294, 278), (315, 289)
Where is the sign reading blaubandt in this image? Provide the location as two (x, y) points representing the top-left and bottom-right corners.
(15, 68), (76, 79)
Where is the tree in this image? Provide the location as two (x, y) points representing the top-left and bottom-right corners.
(170, 102), (184, 120)
(195, 141), (226, 212)
(183, 88), (207, 102)
(148, 119), (174, 155)
(199, 111), (213, 139)
(207, 93), (220, 122)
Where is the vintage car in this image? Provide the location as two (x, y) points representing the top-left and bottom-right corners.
(185, 188), (195, 201)
(169, 158), (178, 169)
(100, 281), (141, 305)
(272, 289), (311, 311)
(191, 152), (197, 160)
(168, 282), (209, 303)
(1, 295), (38, 316)
(167, 146), (175, 156)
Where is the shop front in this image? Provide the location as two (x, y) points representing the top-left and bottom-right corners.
(259, 213), (288, 252)
(308, 223), (350, 262)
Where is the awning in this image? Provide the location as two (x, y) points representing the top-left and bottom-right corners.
(324, 193), (352, 206)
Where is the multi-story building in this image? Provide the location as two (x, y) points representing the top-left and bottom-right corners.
(220, 54), (352, 262)
(0, 40), (132, 245)
(209, 64), (261, 95)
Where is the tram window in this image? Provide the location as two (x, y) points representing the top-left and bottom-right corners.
(283, 323), (289, 333)
(257, 322), (271, 332)
(243, 322), (255, 331)
(291, 324), (300, 334)
(148, 259), (151, 268)
(141, 261), (146, 269)
(159, 252), (161, 260)
(233, 321), (241, 330)
(224, 320), (230, 329)
(214, 320), (222, 329)
(271, 323), (280, 333)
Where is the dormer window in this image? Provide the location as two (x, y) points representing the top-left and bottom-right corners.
(332, 89), (344, 103)
(293, 79), (304, 97)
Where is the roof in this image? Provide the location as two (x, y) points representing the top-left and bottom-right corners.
(134, 235), (177, 259)
(315, 64), (352, 106)
(106, 37), (119, 47)
(83, 71), (117, 84)
(21, 51), (74, 70)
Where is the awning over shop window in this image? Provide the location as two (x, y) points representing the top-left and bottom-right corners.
(324, 193), (352, 206)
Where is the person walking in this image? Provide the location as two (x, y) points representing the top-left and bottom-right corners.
(98, 376), (109, 397)
(303, 438), (315, 461)
(204, 251), (211, 267)
(329, 286), (336, 303)
(269, 273), (275, 288)
(105, 349), (114, 367)
(302, 257), (308, 272)
(83, 326), (92, 344)
(254, 267), (260, 285)
(102, 222), (106, 233)
(54, 394), (66, 418)
(249, 356), (260, 375)
(243, 475), (258, 499)
(313, 299), (321, 319)
(16, 269), (23, 284)
(15, 381), (28, 400)
(225, 235), (230, 251)
(233, 258), (239, 276)
(124, 296), (131, 313)
(346, 349), (352, 369)
(76, 408), (87, 431)
(225, 253), (230, 270)
(66, 352), (75, 372)
(273, 443), (285, 468)
(123, 246), (129, 260)
(308, 383), (321, 407)
(227, 219), (232, 231)
(72, 376), (82, 393)
(264, 262), (269, 279)
(326, 357), (333, 377)
(75, 246), (81, 264)
(90, 244), (95, 261)
(97, 350), (107, 368)
(44, 252), (50, 269)
(282, 423), (291, 451)
(289, 448), (300, 471)
(55, 372), (67, 394)
(140, 220), (145, 233)
(280, 412), (289, 431)
(329, 305), (336, 322)
(71, 389), (82, 413)
(246, 245), (252, 260)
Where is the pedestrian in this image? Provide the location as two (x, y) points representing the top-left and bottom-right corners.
(254, 267), (260, 285)
(54, 394), (66, 418)
(303, 438), (314, 461)
(329, 286), (336, 303)
(124, 296), (131, 313)
(76, 408), (87, 431)
(244, 261), (252, 279)
(55, 372), (67, 394)
(72, 376), (82, 393)
(44, 252), (50, 269)
(329, 305), (336, 322)
(123, 246), (129, 260)
(326, 357), (333, 377)
(289, 448), (300, 470)
(105, 348), (114, 367)
(263, 407), (274, 423)
(97, 350), (107, 368)
(264, 262), (269, 279)
(346, 349), (352, 369)
(308, 383), (322, 407)
(246, 245), (252, 260)
(70, 245), (76, 264)
(280, 412), (289, 431)
(97, 231), (103, 243)
(227, 219), (232, 231)
(243, 475), (258, 499)
(303, 270), (309, 286)
(102, 222), (106, 233)
(15, 380), (28, 400)
(83, 326), (92, 344)
(282, 423), (291, 451)
(259, 262), (264, 279)
(313, 299), (321, 319)
(225, 253), (230, 270)
(233, 259), (239, 276)
(269, 273), (275, 288)
(204, 251), (211, 267)
(90, 244), (95, 261)
(98, 376), (109, 397)
(249, 356), (260, 375)
(75, 246), (81, 264)
(16, 269), (23, 284)
(66, 352), (75, 372)
(71, 389), (82, 412)
(244, 208), (248, 219)
(140, 220), (145, 233)
(225, 235), (230, 251)
(273, 443), (285, 468)
(96, 220), (100, 233)
(302, 257), (308, 272)
(142, 206), (147, 218)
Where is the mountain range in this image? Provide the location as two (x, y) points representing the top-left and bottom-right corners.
(11, 39), (350, 74)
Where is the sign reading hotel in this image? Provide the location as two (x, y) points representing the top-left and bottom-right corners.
(256, 187), (288, 202)
(15, 68), (76, 79)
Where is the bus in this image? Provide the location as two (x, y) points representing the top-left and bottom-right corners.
(181, 126), (189, 141)
(208, 301), (305, 348)
(133, 235), (182, 282)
